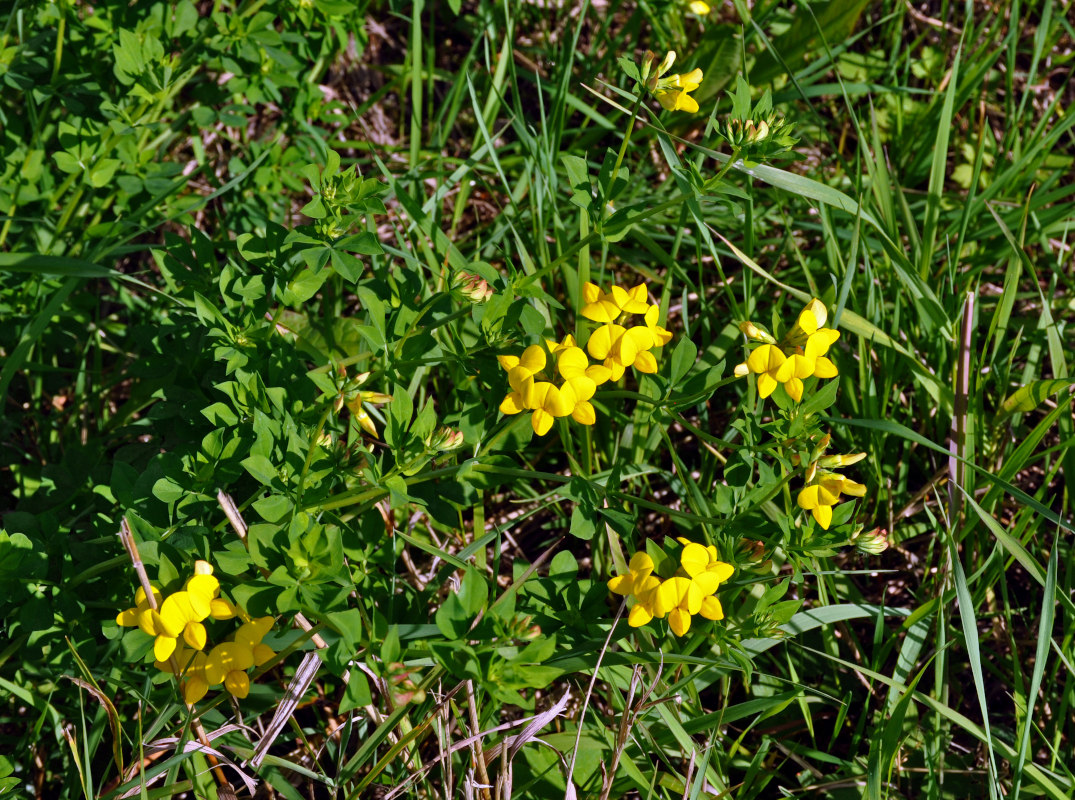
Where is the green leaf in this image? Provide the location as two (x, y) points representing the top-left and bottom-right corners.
(242, 454), (279, 486)
(340, 669), (373, 713)
(998, 378), (1075, 418)
(668, 336), (697, 385)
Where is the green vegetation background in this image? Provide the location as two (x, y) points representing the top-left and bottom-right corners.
(1, 0), (1073, 797)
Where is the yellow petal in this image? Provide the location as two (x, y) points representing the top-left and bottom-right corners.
(193, 560), (214, 576)
(210, 598), (237, 619)
(139, 608), (163, 637)
(581, 300), (618, 323)
(566, 375), (596, 403)
(586, 364), (613, 385)
(586, 325), (615, 360)
(184, 676), (209, 705)
(678, 69), (703, 92)
(161, 593), (202, 629)
(699, 596), (724, 621)
(183, 621), (207, 651)
(840, 478), (867, 497)
(186, 574), (219, 604)
(519, 345), (546, 373)
(582, 282), (602, 304)
(572, 401), (596, 426)
(680, 543), (710, 577)
(708, 561), (734, 583)
(497, 354), (519, 371)
(629, 552), (655, 575)
(655, 577), (690, 615)
(746, 344), (783, 374)
(499, 392), (527, 415)
(757, 372), (778, 398)
(813, 356), (838, 379)
(236, 617), (274, 648)
(813, 505), (833, 529)
(540, 384), (576, 417)
(805, 329), (840, 359)
(634, 350), (658, 373)
(253, 643), (274, 667)
(204, 642), (254, 686)
(225, 670), (250, 699)
(628, 604), (654, 627)
(656, 89), (680, 112)
(154, 635), (177, 663)
(531, 409), (554, 436)
(508, 364), (535, 394)
(784, 376), (803, 402)
(116, 607), (140, 627)
(692, 572), (722, 595)
(688, 0), (710, 13)
(557, 347), (588, 379)
(797, 485), (820, 510)
(623, 284), (650, 313)
(608, 575), (634, 596)
(668, 608), (692, 636)
(674, 92), (699, 113)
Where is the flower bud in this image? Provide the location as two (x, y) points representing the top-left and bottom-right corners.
(454, 272), (494, 303)
(853, 528), (888, 555)
(818, 452), (867, 468)
(738, 320), (776, 344)
(427, 426), (465, 451)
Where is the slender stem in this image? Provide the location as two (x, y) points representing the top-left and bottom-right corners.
(606, 93), (645, 216)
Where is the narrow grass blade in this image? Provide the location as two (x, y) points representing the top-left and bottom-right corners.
(1012, 534), (1058, 796)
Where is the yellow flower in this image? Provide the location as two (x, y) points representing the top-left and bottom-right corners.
(734, 299), (840, 400)
(653, 68), (703, 113)
(116, 586), (162, 628)
(654, 576), (707, 636)
(643, 51), (704, 114)
(687, 0), (710, 13)
(608, 552), (662, 627)
(580, 282), (650, 323)
(797, 473), (867, 529)
(677, 542), (734, 625)
(204, 616), (276, 700)
(735, 343), (788, 399)
(156, 643), (211, 705)
(134, 563), (236, 661)
(583, 292), (672, 380)
(497, 339), (610, 435)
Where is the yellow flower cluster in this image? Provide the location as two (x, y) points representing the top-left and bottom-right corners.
(498, 336), (611, 436)
(116, 561), (276, 704)
(580, 282), (672, 379)
(608, 542), (734, 637)
(156, 617), (276, 704)
(497, 282), (670, 435)
(733, 298), (840, 401)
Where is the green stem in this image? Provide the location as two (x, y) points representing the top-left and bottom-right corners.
(605, 93), (645, 217)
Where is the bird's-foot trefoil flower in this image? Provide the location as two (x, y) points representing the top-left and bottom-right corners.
(734, 298), (841, 401)
(609, 542), (733, 637)
(643, 51), (704, 113)
(581, 284), (672, 379)
(608, 552), (663, 628)
(497, 338), (611, 435)
(797, 472), (867, 529)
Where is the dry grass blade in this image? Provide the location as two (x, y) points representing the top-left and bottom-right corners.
(249, 651), (323, 768)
